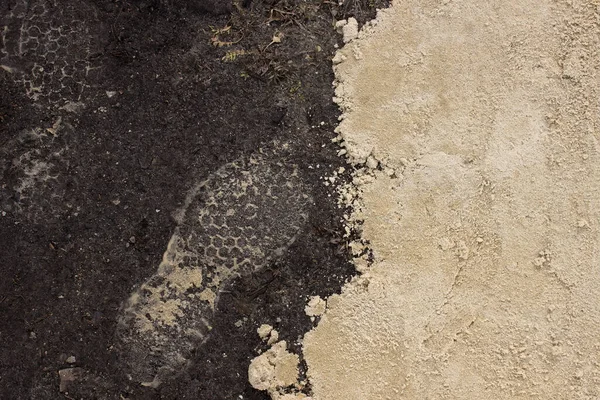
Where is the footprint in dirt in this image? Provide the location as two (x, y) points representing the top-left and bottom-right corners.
(1, 0), (102, 224)
(115, 144), (312, 388)
(1, 0), (100, 103)
(30, 144), (313, 397)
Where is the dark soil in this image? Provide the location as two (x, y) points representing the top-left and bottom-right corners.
(0, 0), (385, 398)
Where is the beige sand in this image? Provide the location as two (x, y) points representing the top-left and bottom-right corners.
(303, 0), (600, 398)
(248, 341), (300, 393)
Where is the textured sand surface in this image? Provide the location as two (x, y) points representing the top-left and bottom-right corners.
(303, 1), (600, 398)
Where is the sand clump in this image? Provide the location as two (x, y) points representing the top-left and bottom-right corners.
(302, 1), (600, 399)
(305, 296), (327, 318)
(335, 18), (359, 44)
(248, 340), (307, 400)
(248, 341), (299, 391)
(249, 326), (312, 399)
(258, 324), (274, 339)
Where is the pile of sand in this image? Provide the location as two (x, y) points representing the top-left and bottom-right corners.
(300, 1), (600, 398)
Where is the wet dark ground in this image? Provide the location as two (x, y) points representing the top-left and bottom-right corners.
(0, 0), (383, 398)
